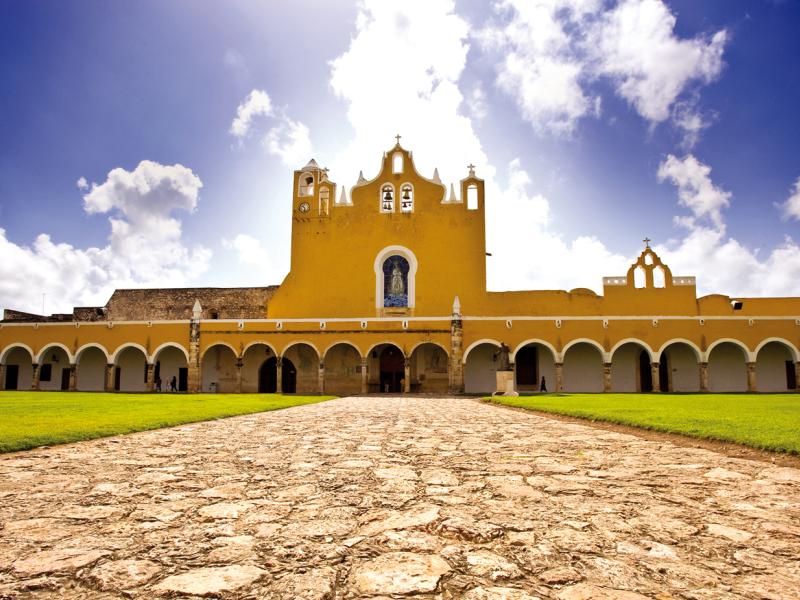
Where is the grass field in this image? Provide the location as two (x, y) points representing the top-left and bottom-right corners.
(0, 392), (334, 453)
(487, 393), (800, 454)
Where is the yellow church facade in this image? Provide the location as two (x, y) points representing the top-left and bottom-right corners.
(2, 142), (799, 396)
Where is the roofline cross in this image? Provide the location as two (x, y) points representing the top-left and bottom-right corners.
(643, 237), (651, 248)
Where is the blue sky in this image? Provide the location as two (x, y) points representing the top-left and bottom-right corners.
(1, 0), (799, 314)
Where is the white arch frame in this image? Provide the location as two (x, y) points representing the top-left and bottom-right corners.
(399, 181), (415, 213)
(35, 343), (75, 365)
(705, 338), (754, 362)
(0, 343), (35, 365)
(281, 340), (321, 361)
(200, 342), (240, 361)
(609, 338), (655, 362)
(656, 338), (703, 362)
(75, 343), (111, 364)
(323, 340), (364, 362)
(241, 341), (280, 359)
(151, 342), (190, 364)
(380, 182), (395, 213)
(560, 338), (608, 363)
(365, 340), (407, 359)
(408, 340), (450, 358)
(374, 245), (419, 309)
(110, 342), (149, 364)
(510, 339), (558, 362)
(298, 171), (315, 197)
(462, 338), (502, 364)
(754, 337), (800, 363)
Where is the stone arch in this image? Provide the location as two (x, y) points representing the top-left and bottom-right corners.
(562, 340), (604, 392)
(365, 340), (407, 360)
(374, 245), (418, 309)
(610, 340), (655, 392)
(707, 339), (749, 392)
(36, 344), (74, 391)
(323, 340), (363, 362)
(110, 342), (149, 364)
(561, 338), (608, 363)
(323, 342), (362, 396)
(754, 337), (799, 362)
(241, 343), (279, 394)
(201, 343), (239, 393)
(658, 340), (701, 392)
(281, 340), (321, 359)
(408, 340), (449, 358)
(656, 338), (702, 362)
(409, 342), (449, 393)
(755, 339), (798, 392)
(35, 342), (74, 365)
(200, 342), (239, 361)
(281, 342), (320, 393)
(705, 338), (753, 363)
(75, 343), (111, 364)
(151, 342), (190, 364)
(1, 344), (34, 390)
(113, 344), (148, 392)
(464, 341), (502, 394)
(462, 339), (501, 364)
(513, 340), (557, 393)
(75, 344), (108, 391)
(0, 343), (34, 365)
(367, 342), (405, 393)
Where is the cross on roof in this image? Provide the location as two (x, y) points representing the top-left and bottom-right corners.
(643, 237), (651, 248)
(395, 134), (401, 144)
(467, 163), (475, 175)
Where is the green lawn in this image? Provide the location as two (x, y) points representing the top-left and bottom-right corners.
(487, 393), (800, 454)
(0, 392), (334, 453)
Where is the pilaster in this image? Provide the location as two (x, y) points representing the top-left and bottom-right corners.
(603, 362), (612, 393)
(449, 300), (464, 394)
(276, 356), (283, 394)
(555, 362), (564, 392)
(319, 361), (325, 394)
(699, 362), (709, 392)
(746, 362), (757, 393)
(146, 363), (155, 392)
(188, 314), (201, 393)
(404, 358), (411, 394)
(31, 363), (40, 391)
(650, 362), (660, 392)
(105, 363), (115, 392)
(235, 358), (243, 394)
(68, 363), (77, 391)
(361, 357), (368, 394)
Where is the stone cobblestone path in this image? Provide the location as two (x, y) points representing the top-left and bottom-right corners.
(1, 396), (799, 599)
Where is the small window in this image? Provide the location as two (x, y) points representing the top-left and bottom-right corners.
(467, 185), (479, 210)
(209, 310), (219, 320)
(392, 152), (403, 174)
(381, 184), (394, 212)
(732, 301), (743, 310)
(319, 187), (330, 215)
(40, 364), (52, 381)
(400, 184), (413, 212)
(644, 252), (654, 265)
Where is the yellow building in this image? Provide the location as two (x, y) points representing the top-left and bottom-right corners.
(2, 141), (799, 395)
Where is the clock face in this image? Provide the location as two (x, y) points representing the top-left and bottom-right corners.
(298, 202), (310, 213)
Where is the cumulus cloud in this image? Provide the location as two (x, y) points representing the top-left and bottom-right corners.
(76, 176), (88, 190)
(222, 233), (269, 266)
(0, 161), (211, 314)
(657, 154), (731, 230)
(779, 177), (800, 221)
(229, 89), (313, 167)
(229, 89), (273, 139)
(478, 0), (727, 138)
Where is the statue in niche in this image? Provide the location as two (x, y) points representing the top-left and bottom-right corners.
(494, 343), (511, 371)
(383, 255), (409, 308)
(390, 260), (405, 295)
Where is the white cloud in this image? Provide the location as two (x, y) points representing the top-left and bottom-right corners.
(222, 233), (269, 266)
(671, 100), (712, 149)
(76, 176), (88, 190)
(478, 0), (727, 138)
(657, 154), (731, 230)
(0, 161), (211, 314)
(229, 89), (273, 139)
(779, 177), (800, 221)
(466, 84), (488, 120)
(263, 119), (313, 168)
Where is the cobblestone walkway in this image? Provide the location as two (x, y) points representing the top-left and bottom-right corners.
(1, 397), (799, 599)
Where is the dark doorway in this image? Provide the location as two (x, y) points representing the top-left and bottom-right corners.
(282, 359), (297, 393)
(787, 361), (797, 390)
(259, 357), (277, 393)
(114, 367), (121, 391)
(4, 365), (19, 390)
(178, 368), (188, 392)
(516, 346), (538, 388)
(639, 350), (653, 392)
(60, 368), (70, 391)
(659, 359), (669, 392)
(379, 346), (404, 393)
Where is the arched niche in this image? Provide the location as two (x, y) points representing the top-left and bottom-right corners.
(323, 342), (362, 396)
(409, 342), (449, 393)
(562, 342), (604, 393)
(513, 342), (556, 392)
(374, 245), (418, 309)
